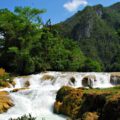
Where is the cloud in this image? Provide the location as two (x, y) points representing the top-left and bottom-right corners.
(63, 0), (88, 12)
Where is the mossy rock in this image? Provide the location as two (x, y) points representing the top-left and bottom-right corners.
(11, 88), (29, 92)
(24, 80), (30, 87)
(54, 86), (120, 119)
(41, 74), (55, 81)
(101, 93), (120, 120)
(0, 68), (6, 76)
(0, 68), (14, 88)
(61, 89), (83, 118)
(11, 81), (16, 87)
(82, 112), (99, 120)
(110, 73), (120, 85)
(0, 81), (11, 88)
(78, 93), (108, 117)
(69, 77), (76, 84)
(56, 86), (74, 102)
(55, 86), (84, 118)
(54, 101), (63, 114)
(0, 91), (14, 113)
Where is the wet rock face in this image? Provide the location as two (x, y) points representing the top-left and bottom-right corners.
(24, 80), (30, 87)
(56, 86), (73, 102)
(0, 91), (14, 113)
(53, 101), (62, 114)
(41, 74), (55, 81)
(110, 76), (120, 85)
(101, 94), (120, 120)
(110, 73), (120, 85)
(82, 75), (96, 88)
(79, 93), (107, 116)
(11, 88), (29, 92)
(54, 86), (84, 118)
(81, 112), (99, 120)
(70, 77), (76, 84)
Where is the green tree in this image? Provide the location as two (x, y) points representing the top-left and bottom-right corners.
(0, 7), (45, 74)
(82, 58), (102, 72)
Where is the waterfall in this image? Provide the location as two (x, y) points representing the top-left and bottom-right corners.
(0, 72), (113, 120)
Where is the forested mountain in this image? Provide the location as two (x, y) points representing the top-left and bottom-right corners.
(55, 2), (120, 71)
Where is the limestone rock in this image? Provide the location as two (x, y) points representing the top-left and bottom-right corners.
(82, 75), (96, 88)
(110, 72), (120, 85)
(41, 74), (55, 81)
(11, 88), (29, 92)
(54, 101), (62, 114)
(102, 93), (120, 120)
(0, 91), (14, 113)
(82, 112), (99, 120)
(54, 86), (120, 120)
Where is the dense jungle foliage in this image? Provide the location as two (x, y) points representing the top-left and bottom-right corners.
(0, 7), (102, 75)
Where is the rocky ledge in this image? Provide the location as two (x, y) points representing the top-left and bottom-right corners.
(110, 72), (120, 85)
(0, 91), (14, 113)
(54, 86), (120, 120)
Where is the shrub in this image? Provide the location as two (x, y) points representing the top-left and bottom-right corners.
(9, 114), (36, 120)
(0, 68), (13, 87)
(0, 68), (5, 76)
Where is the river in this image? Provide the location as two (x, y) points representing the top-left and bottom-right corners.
(0, 72), (113, 120)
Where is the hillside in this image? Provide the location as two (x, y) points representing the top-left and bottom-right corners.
(55, 2), (120, 71)
(0, 3), (120, 74)
(0, 7), (101, 74)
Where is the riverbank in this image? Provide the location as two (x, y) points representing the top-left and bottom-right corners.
(54, 86), (120, 120)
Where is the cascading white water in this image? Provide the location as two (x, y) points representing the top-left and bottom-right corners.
(0, 72), (113, 120)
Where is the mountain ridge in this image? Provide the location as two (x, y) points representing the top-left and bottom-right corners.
(54, 2), (120, 71)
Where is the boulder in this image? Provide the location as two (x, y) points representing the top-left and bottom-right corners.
(82, 75), (96, 88)
(0, 81), (11, 88)
(54, 86), (83, 118)
(24, 80), (30, 87)
(69, 77), (76, 85)
(41, 74), (55, 81)
(82, 112), (99, 120)
(79, 92), (109, 116)
(54, 86), (120, 120)
(110, 73), (120, 85)
(54, 101), (62, 114)
(101, 93), (120, 120)
(11, 88), (29, 92)
(11, 81), (16, 87)
(0, 91), (14, 113)
(56, 86), (74, 102)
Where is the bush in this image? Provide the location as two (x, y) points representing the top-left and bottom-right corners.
(9, 114), (36, 120)
(0, 68), (5, 76)
(82, 58), (102, 72)
(0, 68), (13, 87)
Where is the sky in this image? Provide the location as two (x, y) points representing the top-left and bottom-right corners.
(0, 0), (120, 24)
